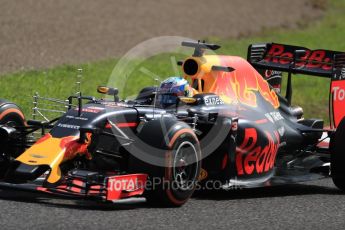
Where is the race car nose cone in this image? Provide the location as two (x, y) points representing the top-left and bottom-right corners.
(6, 162), (49, 183)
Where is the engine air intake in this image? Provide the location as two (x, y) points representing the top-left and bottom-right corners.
(183, 59), (199, 76)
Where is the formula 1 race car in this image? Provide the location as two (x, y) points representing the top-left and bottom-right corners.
(0, 41), (345, 207)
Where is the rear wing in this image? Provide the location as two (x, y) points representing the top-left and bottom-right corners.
(247, 43), (345, 78)
(248, 42), (345, 128)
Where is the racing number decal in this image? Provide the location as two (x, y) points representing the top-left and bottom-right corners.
(236, 128), (280, 175)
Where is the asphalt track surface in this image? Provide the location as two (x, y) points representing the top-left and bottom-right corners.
(0, 178), (344, 230)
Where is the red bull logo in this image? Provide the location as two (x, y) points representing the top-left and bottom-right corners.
(236, 128), (280, 175)
(265, 44), (332, 70)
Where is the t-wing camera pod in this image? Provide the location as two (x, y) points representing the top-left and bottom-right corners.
(181, 40), (221, 57)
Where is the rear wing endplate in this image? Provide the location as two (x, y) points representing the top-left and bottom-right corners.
(330, 53), (345, 127)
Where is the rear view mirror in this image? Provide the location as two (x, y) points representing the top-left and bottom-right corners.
(97, 86), (119, 102)
(97, 86), (118, 96)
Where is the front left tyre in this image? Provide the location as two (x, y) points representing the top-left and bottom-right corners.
(129, 117), (201, 207)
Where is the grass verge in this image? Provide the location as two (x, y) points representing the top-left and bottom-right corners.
(0, 0), (344, 123)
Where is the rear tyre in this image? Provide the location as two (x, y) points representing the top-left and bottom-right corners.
(331, 117), (345, 191)
(129, 117), (201, 207)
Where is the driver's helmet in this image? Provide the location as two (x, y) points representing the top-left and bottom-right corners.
(158, 77), (193, 107)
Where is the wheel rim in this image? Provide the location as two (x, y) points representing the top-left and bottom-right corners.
(172, 141), (199, 191)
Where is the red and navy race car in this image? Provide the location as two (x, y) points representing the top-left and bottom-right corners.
(0, 41), (344, 206)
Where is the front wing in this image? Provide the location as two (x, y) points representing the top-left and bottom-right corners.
(0, 171), (147, 202)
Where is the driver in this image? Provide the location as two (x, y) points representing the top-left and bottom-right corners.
(157, 77), (196, 108)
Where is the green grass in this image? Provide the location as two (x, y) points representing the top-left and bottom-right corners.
(1, 0), (345, 124)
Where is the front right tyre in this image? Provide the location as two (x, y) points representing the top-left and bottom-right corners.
(0, 100), (26, 178)
(331, 117), (345, 191)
